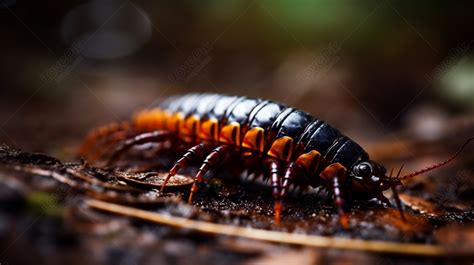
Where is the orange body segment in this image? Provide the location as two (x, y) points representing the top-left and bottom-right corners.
(267, 136), (294, 162)
(166, 112), (184, 132)
(296, 150), (321, 176)
(219, 122), (241, 145)
(179, 115), (200, 142)
(242, 127), (265, 152)
(198, 118), (219, 142)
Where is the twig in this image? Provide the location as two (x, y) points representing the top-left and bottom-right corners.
(86, 199), (454, 256)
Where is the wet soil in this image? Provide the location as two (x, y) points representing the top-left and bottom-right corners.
(1, 142), (473, 265)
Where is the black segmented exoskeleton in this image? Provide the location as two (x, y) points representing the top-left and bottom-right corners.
(79, 93), (473, 227)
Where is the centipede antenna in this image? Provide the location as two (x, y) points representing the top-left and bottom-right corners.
(389, 168), (394, 178)
(398, 137), (474, 181)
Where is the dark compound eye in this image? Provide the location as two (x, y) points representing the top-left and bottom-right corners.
(370, 175), (380, 182)
(357, 163), (372, 177)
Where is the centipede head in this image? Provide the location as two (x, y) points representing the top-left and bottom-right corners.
(347, 160), (405, 220)
(351, 137), (473, 199)
(349, 160), (393, 197)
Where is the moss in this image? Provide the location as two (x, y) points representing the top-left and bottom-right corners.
(26, 191), (64, 218)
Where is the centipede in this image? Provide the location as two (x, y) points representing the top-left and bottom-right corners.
(78, 93), (473, 228)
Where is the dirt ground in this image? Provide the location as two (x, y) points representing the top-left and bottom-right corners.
(0, 113), (473, 265)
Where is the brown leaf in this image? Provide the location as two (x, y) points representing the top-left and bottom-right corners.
(399, 194), (445, 218)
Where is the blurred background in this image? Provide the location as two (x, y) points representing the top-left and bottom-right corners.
(0, 0), (473, 159)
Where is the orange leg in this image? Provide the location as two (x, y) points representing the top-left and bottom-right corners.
(188, 145), (233, 203)
(264, 157), (284, 224)
(160, 143), (213, 192)
(279, 161), (307, 213)
(320, 163), (350, 229)
(105, 130), (173, 166)
(78, 121), (130, 160)
(91, 128), (140, 160)
(280, 162), (304, 199)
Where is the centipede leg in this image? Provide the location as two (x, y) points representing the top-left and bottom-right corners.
(106, 130), (173, 166)
(92, 127), (141, 160)
(160, 143), (213, 192)
(264, 157), (284, 224)
(280, 162), (304, 206)
(188, 145), (233, 203)
(78, 121), (131, 160)
(391, 185), (406, 221)
(320, 163), (349, 229)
